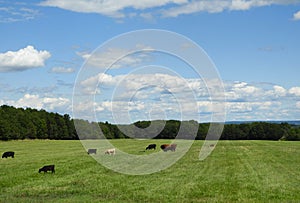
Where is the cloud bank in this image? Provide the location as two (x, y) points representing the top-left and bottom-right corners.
(1, 73), (299, 122)
(73, 72), (300, 122)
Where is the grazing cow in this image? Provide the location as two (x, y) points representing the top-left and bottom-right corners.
(87, 149), (97, 154)
(146, 144), (156, 150)
(39, 165), (55, 173)
(2, 151), (14, 158)
(104, 148), (115, 155)
(160, 144), (177, 152)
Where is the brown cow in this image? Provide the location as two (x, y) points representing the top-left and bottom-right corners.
(160, 144), (177, 152)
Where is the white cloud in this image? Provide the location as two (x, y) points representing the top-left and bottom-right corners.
(0, 46), (51, 72)
(162, 0), (299, 17)
(230, 0), (272, 11)
(3, 94), (70, 111)
(289, 87), (300, 96)
(293, 10), (300, 20)
(162, 1), (228, 17)
(265, 85), (287, 97)
(230, 0), (252, 10)
(225, 81), (262, 101)
(39, 0), (300, 19)
(78, 46), (151, 69)
(273, 85), (286, 95)
(140, 12), (155, 21)
(79, 73), (118, 94)
(296, 101), (300, 108)
(50, 66), (75, 73)
(75, 72), (204, 122)
(40, 0), (187, 18)
(227, 102), (254, 113)
(80, 72), (198, 99)
(0, 6), (39, 23)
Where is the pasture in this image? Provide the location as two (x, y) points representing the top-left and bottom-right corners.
(0, 140), (299, 202)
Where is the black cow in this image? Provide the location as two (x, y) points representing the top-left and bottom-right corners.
(87, 148), (97, 154)
(2, 151), (14, 158)
(39, 165), (55, 173)
(146, 144), (156, 150)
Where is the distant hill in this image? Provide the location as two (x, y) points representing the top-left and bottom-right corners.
(225, 120), (300, 126)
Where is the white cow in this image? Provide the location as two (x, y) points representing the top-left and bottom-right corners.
(104, 148), (115, 155)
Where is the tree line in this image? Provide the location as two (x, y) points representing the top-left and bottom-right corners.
(0, 105), (299, 141)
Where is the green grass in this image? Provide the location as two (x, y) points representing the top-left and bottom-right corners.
(0, 140), (299, 202)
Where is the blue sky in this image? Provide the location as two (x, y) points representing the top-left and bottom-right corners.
(0, 0), (300, 123)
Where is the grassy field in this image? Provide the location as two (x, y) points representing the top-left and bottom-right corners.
(0, 140), (299, 202)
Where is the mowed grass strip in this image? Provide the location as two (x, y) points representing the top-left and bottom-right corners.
(0, 140), (299, 202)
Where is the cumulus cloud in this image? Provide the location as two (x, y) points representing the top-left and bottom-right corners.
(225, 81), (263, 102)
(2, 94), (70, 112)
(272, 85), (287, 96)
(289, 87), (300, 96)
(0, 45), (51, 72)
(293, 10), (300, 20)
(78, 73), (117, 94)
(264, 85), (287, 98)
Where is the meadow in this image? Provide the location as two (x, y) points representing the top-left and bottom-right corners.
(0, 139), (299, 202)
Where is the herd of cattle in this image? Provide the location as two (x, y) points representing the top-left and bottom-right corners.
(1, 143), (177, 174)
(87, 143), (177, 155)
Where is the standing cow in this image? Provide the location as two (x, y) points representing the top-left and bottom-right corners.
(104, 148), (115, 155)
(2, 151), (14, 158)
(146, 144), (156, 150)
(87, 149), (97, 154)
(160, 144), (177, 152)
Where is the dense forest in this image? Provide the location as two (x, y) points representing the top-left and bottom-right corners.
(0, 105), (77, 140)
(0, 105), (299, 141)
